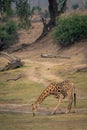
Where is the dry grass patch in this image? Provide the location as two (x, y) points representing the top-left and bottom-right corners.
(0, 112), (87, 130)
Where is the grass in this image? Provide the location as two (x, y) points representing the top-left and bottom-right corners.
(0, 60), (87, 130)
(0, 64), (87, 107)
(0, 78), (44, 104)
(0, 112), (87, 130)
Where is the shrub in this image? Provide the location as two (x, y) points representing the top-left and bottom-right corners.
(72, 3), (79, 10)
(51, 14), (87, 47)
(0, 21), (18, 50)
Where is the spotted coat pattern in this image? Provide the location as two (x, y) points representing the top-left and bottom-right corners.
(32, 80), (76, 116)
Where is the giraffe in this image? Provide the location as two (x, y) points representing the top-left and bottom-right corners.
(32, 80), (76, 116)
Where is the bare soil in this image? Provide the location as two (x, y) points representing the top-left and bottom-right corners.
(15, 35), (87, 85)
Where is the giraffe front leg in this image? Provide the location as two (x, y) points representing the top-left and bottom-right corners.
(51, 95), (63, 115)
(65, 94), (73, 114)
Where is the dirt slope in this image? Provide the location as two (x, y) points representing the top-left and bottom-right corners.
(2, 16), (87, 84)
(15, 35), (87, 64)
(12, 33), (87, 86)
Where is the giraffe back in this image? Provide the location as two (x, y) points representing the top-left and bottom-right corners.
(49, 80), (75, 99)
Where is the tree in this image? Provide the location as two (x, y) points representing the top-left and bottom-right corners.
(35, 0), (67, 41)
(0, 0), (13, 17)
(0, 0), (68, 44)
(16, 0), (31, 28)
(48, 0), (67, 26)
(0, 0), (3, 17)
(48, 0), (58, 26)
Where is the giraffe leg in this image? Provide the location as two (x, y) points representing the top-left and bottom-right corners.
(51, 95), (63, 115)
(66, 94), (73, 114)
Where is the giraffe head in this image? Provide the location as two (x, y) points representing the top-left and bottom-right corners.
(32, 103), (38, 116)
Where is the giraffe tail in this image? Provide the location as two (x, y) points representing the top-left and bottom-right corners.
(74, 93), (76, 107)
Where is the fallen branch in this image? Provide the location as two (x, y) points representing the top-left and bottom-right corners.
(7, 43), (30, 53)
(6, 75), (22, 82)
(41, 53), (71, 59)
(0, 52), (23, 71)
(75, 66), (87, 72)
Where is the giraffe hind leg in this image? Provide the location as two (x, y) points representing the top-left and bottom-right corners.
(51, 95), (63, 115)
(66, 94), (73, 114)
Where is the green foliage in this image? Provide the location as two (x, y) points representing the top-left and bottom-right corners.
(51, 14), (87, 47)
(0, 0), (13, 16)
(72, 3), (79, 10)
(0, 21), (17, 49)
(57, 0), (67, 12)
(42, 9), (49, 18)
(5, 21), (17, 34)
(31, 6), (42, 14)
(16, 0), (31, 29)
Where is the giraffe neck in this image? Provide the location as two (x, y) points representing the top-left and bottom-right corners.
(35, 92), (49, 105)
(35, 87), (51, 107)
(33, 83), (54, 114)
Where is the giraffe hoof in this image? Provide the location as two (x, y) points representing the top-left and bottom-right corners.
(65, 111), (70, 114)
(51, 111), (56, 115)
(33, 113), (36, 117)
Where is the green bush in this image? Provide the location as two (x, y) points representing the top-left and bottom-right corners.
(51, 14), (87, 47)
(72, 3), (79, 10)
(0, 21), (18, 49)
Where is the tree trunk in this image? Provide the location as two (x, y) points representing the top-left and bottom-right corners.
(48, 0), (58, 26)
(48, 0), (67, 26)
(35, 0), (67, 42)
